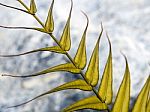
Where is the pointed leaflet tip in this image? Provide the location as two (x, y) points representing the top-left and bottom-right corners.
(59, 0), (73, 51)
(74, 11), (89, 69)
(98, 22), (104, 42)
(81, 11), (89, 30)
(70, 0), (73, 15)
(85, 28), (103, 87)
(112, 56), (130, 112)
(30, 0), (37, 14)
(106, 32), (112, 52)
(98, 33), (113, 104)
(45, 0), (54, 33)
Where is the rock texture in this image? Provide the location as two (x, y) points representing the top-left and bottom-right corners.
(0, 0), (149, 112)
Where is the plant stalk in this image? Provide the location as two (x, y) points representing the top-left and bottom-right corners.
(1, 1), (110, 111)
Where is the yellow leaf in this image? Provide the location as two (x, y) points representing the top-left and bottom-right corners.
(85, 24), (103, 87)
(74, 12), (88, 69)
(33, 28), (47, 33)
(112, 55), (131, 112)
(98, 33), (113, 104)
(59, 0), (73, 51)
(132, 75), (150, 112)
(30, 0), (37, 14)
(63, 96), (107, 112)
(6, 79), (92, 108)
(147, 98), (150, 112)
(45, 0), (54, 33)
(3, 63), (81, 78)
(0, 46), (65, 57)
(44, 79), (92, 92)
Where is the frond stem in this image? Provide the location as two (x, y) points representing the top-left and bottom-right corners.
(49, 33), (105, 103)
(6, 1), (110, 111)
(33, 15), (45, 28)
(17, 0), (30, 12)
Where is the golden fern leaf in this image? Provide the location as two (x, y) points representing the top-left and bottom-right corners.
(3, 63), (81, 78)
(112, 55), (131, 112)
(29, 0), (37, 14)
(0, 46), (65, 57)
(147, 98), (150, 112)
(73, 12), (89, 69)
(132, 75), (150, 112)
(59, 0), (73, 51)
(45, 0), (54, 33)
(85, 24), (103, 87)
(6, 79), (92, 108)
(63, 96), (107, 112)
(98, 33), (113, 104)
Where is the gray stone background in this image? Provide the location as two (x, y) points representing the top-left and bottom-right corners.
(0, 0), (149, 112)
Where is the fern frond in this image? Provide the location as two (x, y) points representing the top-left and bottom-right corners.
(1, 0), (147, 112)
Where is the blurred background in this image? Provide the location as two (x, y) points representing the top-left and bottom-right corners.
(0, 0), (149, 112)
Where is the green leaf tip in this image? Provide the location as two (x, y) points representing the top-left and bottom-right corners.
(98, 33), (113, 104)
(63, 96), (107, 112)
(74, 11), (89, 69)
(59, 0), (73, 51)
(30, 0), (37, 14)
(45, 0), (54, 33)
(112, 55), (131, 112)
(85, 24), (103, 87)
